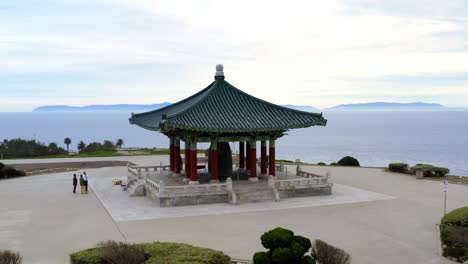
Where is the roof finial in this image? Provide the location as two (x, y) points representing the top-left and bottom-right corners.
(215, 64), (224, 80)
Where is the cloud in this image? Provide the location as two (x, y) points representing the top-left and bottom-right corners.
(0, 0), (467, 110)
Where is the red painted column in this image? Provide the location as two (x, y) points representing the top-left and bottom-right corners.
(249, 138), (258, 181)
(239, 141), (245, 171)
(261, 140), (267, 176)
(189, 141), (199, 184)
(174, 139), (180, 175)
(269, 138), (276, 177)
(246, 142), (251, 175)
(169, 137), (174, 172)
(185, 141), (191, 179)
(210, 139), (218, 183)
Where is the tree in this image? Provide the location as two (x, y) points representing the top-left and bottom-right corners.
(116, 139), (124, 148)
(103, 140), (115, 149)
(77, 141), (86, 153)
(64, 137), (72, 152)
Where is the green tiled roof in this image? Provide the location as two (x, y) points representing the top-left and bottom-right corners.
(129, 76), (326, 133)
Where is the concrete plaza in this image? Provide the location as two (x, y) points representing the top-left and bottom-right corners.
(1, 155), (467, 263)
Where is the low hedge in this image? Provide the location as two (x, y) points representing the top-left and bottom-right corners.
(388, 163), (408, 173)
(440, 206), (468, 263)
(70, 241), (230, 264)
(410, 164), (450, 177)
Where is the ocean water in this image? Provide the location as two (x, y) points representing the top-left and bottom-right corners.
(0, 111), (467, 176)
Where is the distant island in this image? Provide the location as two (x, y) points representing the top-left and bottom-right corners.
(33, 103), (171, 112)
(33, 103), (323, 113)
(33, 102), (462, 113)
(327, 102), (448, 111)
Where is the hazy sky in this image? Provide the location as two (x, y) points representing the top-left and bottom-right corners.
(1, 0), (467, 111)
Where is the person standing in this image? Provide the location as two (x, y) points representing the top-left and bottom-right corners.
(73, 174), (78, 193)
(83, 171), (88, 194)
(79, 175), (85, 194)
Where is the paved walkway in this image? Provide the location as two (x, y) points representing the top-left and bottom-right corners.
(0, 155), (467, 264)
(91, 167), (393, 222)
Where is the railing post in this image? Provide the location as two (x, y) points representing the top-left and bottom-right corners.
(159, 180), (165, 195)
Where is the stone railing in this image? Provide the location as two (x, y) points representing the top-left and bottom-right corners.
(144, 177), (238, 204)
(127, 162), (139, 179)
(145, 177), (161, 193)
(145, 179), (227, 195)
(133, 164), (170, 174)
(274, 177), (330, 189)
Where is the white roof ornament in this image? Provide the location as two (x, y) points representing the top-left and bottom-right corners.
(215, 64), (224, 77)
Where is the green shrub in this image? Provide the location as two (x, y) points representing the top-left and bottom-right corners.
(0, 250), (22, 264)
(337, 156), (360, 167)
(440, 206), (468, 262)
(330, 162), (338, 166)
(255, 227), (312, 264)
(441, 206), (468, 227)
(302, 255), (316, 264)
(97, 240), (146, 264)
(70, 248), (103, 264)
(317, 162), (326, 166)
(388, 163), (408, 173)
(261, 228), (294, 250)
(272, 248), (295, 263)
(143, 242), (230, 264)
(70, 241), (230, 264)
(311, 239), (350, 264)
(410, 164), (450, 177)
(1, 166), (27, 179)
(253, 252), (271, 264)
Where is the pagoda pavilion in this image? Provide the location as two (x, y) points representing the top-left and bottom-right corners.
(129, 65), (327, 185)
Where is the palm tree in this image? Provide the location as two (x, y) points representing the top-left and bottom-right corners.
(116, 138), (124, 148)
(77, 141), (86, 153)
(64, 138), (72, 152)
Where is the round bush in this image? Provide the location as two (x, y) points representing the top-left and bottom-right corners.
(388, 163), (408, 173)
(317, 162), (326, 166)
(253, 252), (271, 264)
(440, 206), (468, 263)
(272, 248), (295, 264)
(330, 162), (338, 166)
(255, 227), (312, 264)
(337, 156), (360, 167)
(261, 227), (294, 250)
(293, 235), (312, 256)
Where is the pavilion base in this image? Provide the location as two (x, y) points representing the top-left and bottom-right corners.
(156, 193), (229, 207)
(248, 177), (259, 182)
(135, 165), (333, 207)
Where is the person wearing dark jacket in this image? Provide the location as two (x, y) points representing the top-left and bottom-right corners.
(73, 174), (78, 193)
(83, 171), (88, 193)
(79, 175), (85, 194)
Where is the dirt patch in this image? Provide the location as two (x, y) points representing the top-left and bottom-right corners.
(12, 161), (129, 175)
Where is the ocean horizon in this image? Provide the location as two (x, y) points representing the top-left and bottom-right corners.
(1, 111), (467, 176)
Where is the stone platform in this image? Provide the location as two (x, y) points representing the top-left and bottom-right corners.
(128, 164), (332, 207)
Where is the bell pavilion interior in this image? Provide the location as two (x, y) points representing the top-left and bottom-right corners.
(127, 65), (332, 207)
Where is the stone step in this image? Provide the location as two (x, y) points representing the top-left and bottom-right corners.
(127, 179), (146, 197)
